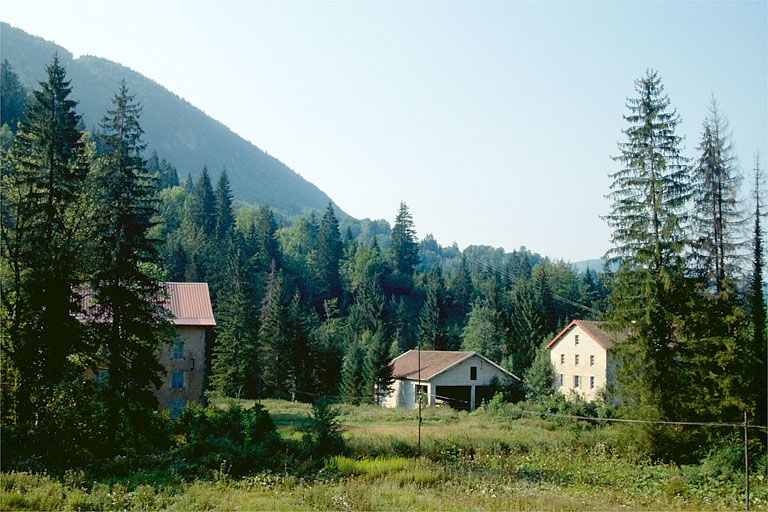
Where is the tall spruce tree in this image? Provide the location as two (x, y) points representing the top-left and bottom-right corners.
(0, 55), (92, 428)
(316, 203), (343, 307)
(389, 201), (420, 280)
(1, 59), (26, 133)
(603, 70), (691, 449)
(417, 265), (449, 350)
(682, 99), (750, 425)
(747, 155), (766, 428)
(691, 98), (745, 292)
(210, 249), (259, 398)
(89, 80), (170, 445)
(258, 261), (289, 397)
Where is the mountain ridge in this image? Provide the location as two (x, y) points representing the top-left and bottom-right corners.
(0, 22), (346, 220)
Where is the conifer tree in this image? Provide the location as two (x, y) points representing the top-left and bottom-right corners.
(690, 98), (745, 292)
(258, 261), (289, 397)
(1, 59), (26, 132)
(89, 81), (170, 442)
(461, 297), (504, 362)
(210, 249), (259, 398)
(362, 327), (394, 405)
(316, 203), (343, 307)
(188, 166), (216, 236)
(0, 55), (92, 427)
(603, 70), (691, 453)
(747, 155), (766, 427)
(389, 201), (420, 279)
(214, 169), (235, 243)
(417, 266), (449, 350)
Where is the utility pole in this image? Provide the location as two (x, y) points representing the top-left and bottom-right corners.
(417, 344), (422, 456)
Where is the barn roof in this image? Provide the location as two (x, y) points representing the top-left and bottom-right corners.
(163, 282), (216, 326)
(545, 319), (627, 351)
(389, 350), (519, 381)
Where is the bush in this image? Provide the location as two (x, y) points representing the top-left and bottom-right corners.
(299, 400), (346, 469)
(174, 403), (281, 477)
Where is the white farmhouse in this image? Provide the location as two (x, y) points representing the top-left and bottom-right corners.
(545, 320), (627, 402)
(381, 350), (519, 410)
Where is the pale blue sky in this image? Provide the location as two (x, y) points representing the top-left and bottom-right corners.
(2, 1), (766, 262)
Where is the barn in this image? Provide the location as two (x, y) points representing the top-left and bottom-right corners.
(381, 350), (519, 410)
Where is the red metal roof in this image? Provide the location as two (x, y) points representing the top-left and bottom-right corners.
(163, 282), (216, 326)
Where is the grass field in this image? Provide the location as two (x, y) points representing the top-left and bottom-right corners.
(2, 399), (766, 511)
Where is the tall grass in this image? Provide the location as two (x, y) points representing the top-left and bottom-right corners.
(2, 399), (765, 511)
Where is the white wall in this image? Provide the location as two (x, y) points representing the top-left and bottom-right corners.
(550, 325), (607, 402)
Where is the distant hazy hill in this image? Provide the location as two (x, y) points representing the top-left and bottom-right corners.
(0, 22), (345, 220)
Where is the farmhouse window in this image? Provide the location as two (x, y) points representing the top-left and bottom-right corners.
(171, 370), (185, 390)
(169, 398), (185, 420)
(172, 339), (185, 360)
(590, 355), (595, 367)
(574, 354), (580, 366)
(574, 334), (580, 345)
(559, 374), (564, 387)
(415, 384), (427, 403)
(470, 366), (477, 380)
(560, 354), (565, 365)
(573, 375), (581, 388)
(590, 376), (595, 389)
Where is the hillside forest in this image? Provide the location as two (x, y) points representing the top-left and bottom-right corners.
(0, 56), (766, 465)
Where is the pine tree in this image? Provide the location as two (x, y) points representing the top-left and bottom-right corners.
(214, 169), (235, 243)
(389, 201), (420, 279)
(341, 277), (390, 402)
(258, 261), (288, 397)
(0, 55), (92, 428)
(210, 249), (259, 398)
(747, 155), (766, 427)
(316, 202), (343, 307)
(523, 344), (556, 401)
(603, 70), (691, 451)
(1, 59), (26, 132)
(188, 166), (216, 236)
(90, 81), (170, 427)
(362, 328), (394, 405)
(417, 266), (448, 350)
(680, 100), (751, 426)
(690, 98), (746, 292)
(461, 297), (504, 362)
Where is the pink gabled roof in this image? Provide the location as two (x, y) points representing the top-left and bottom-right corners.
(163, 282), (216, 326)
(545, 319), (627, 351)
(389, 350), (518, 381)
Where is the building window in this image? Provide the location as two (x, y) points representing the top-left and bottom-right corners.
(172, 339), (185, 360)
(573, 375), (581, 388)
(590, 355), (595, 367)
(470, 366), (477, 380)
(171, 371), (185, 390)
(574, 354), (580, 366)
(415, 384), (427, 403)
(169, 398), (185, 420)
(559, 374), (564, 387)
(589, 376), (595, 389)
(574, 334), (579, 346)
(560, 354), (565, 365)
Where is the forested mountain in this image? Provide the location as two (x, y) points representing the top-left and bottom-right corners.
(0, 22), (343, 219)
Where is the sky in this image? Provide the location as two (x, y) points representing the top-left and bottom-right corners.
(2, 1), (766, 262)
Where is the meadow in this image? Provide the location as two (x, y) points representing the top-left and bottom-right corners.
(2, 398), (766, 511)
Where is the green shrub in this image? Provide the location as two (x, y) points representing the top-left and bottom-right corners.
(299, 400), (346, 467)
(174, 403), (281, 477)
